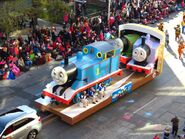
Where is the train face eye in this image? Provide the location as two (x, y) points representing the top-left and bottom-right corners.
(97, 52), (103, 58)
(138, 48), (147, 62)
(133, 49), (139, 61)
(59, 72), (63, 78)
(83, 47), (88, 54)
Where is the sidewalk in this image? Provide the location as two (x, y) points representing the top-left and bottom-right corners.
(37, 18), (62, 33)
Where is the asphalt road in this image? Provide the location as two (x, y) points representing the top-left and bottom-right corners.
(1, 12), (185, 139)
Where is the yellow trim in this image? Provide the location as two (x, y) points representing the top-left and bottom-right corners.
(118, 23), (165, 43)
(113, 50), (115, 56)
(96, 68), (100, 75)
(83, 48), (88, 54)
(103, 53), (107, 60)
(157, 42), (165, 74)
(97, 52), (102, 58)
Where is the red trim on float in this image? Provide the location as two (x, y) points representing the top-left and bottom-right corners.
(145, 69), (152, 74)
(42, 69), (123, 105)
(120, 56), (131, 64)
(126, 63), (152, 75)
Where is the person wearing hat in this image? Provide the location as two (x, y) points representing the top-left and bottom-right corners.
(97, 83), (105, 99)
(163, 125), (171, 139)
(174, 25), (181, 41)
(157, 22), (164, 32)
(80, 90), (89, 108)
(88, 87), (98, 104)
(178, 41), (185, 59)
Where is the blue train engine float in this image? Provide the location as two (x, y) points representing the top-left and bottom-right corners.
(41, 38), (124, 105)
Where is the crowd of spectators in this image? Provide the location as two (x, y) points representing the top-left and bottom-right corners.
(0, 0), (183, 80)
(109, 0), (178, 25)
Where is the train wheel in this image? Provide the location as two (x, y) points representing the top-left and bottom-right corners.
(73, 93), (81, 104)
(104, 78), (112, 86)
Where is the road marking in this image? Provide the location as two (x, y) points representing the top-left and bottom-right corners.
(0, 99), (6, 109)
(129, 131), (163, 136)
(133, 97), (157, 114)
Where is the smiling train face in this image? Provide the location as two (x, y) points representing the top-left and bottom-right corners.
(132, 47), (148, 62)
(51, 66), (68, 85)
(51, 63), (77, 86)
(132, 35), (151, 65)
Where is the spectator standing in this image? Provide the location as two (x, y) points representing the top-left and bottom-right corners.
(181, 12), (185, 34)
(165, 30), (169, 47)
(178, 41), (185, 59)
(171, 115), (179, 137)
(183, 121), (185, 132)
(176, 0), (182, 11)
(63, 12), (69, 24)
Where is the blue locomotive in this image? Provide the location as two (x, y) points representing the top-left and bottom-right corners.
(41, 23), (165, 105)
(42, 38), (124, 105)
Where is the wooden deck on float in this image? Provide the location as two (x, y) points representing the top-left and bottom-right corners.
(35, 69), (158, 125)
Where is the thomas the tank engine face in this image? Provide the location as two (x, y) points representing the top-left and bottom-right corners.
(51, 66), (68, 85)
(132, 47), (148, 62)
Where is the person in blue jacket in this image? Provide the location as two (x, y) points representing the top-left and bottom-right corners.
(88, 87), (98, 104)
(80, 91), (89, 108)
(97, 83), (106, 99)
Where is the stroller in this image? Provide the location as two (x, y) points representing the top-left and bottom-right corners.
(163, 125), (171, 139)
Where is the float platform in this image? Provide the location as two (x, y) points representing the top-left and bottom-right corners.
(35, 23), (165, 125)
(35, 69), (158, 125)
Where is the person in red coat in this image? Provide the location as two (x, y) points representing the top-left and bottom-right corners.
(153, 134), (160, 139)
(109, 13), (115, 27)
(63, 12), (69, 24)
(99, 31), (104, 41)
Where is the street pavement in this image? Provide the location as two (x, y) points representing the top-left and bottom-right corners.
(1, 12), (185, 139)
(0, 61), (60, 116)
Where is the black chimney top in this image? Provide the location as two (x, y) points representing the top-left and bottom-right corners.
(64, 56), (69, 66)
(141, 36), (146, 45)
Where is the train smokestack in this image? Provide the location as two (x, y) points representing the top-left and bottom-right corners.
(64, 56), (69, 66)
(141, 36), (146, 45)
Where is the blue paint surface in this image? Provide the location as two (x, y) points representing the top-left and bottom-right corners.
(144, 112), (152, 117)
(112, 82), (133, 102)
(126, 99), (135, 103)
(61, 40), (122, 90)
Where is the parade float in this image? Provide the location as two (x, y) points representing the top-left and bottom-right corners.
(35, 23), (165, 125)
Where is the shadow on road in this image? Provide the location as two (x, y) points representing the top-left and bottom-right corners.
(180, 58), (185, 67)
(166, 45), (178, 59)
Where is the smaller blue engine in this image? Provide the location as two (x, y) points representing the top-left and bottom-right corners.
(132, 34), (160, 67)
